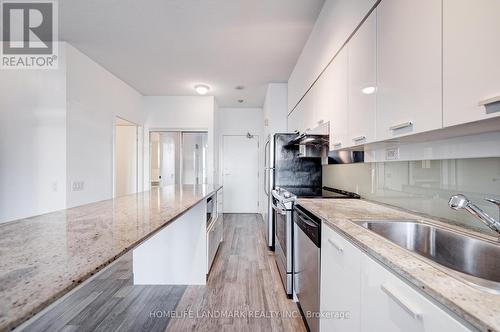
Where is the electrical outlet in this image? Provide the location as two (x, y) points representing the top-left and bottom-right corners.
(385, 147), (399, 161)
(72, 181), (85, 191)
(51, 182), (58, 192)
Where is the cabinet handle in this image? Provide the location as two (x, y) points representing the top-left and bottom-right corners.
(352, 135), (366, 142)
(327, 238), (344, 253)
(380, 283), (422, 320)
(478, 95), (500, 106)
(332, 142), (342, 148)
(390, 121), (413, 131)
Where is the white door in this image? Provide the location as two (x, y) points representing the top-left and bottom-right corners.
(222, 135), (259, 213)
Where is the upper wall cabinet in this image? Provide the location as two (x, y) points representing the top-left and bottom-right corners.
(347, 11), (376, 147)
(288, 0), (378, 113)
(443, 0), (500, 127)
(328, 48), (349, 151)
(376, 0), (442, 141)
(287, 100), (305, 133)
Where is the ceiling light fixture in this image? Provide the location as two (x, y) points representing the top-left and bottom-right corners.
(238, 99), (244, 103)
(195, 84), (210, 95)
(362, 86), (377, 95)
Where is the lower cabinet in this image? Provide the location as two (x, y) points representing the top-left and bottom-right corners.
(360, 255), (470, 332)
(207, 215), (223, 272)
(320, 221), (471, 332)
(207, 189), (224, 274)
(320, 222), (361, 332)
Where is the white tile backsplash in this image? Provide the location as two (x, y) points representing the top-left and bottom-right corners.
(323, 158), (500, 235)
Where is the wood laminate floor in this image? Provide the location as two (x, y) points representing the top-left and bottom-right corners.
(167, 214), (306, 332)
(20, 214), (306, 332)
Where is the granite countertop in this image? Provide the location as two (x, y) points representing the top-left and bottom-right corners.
(0, 184), (221, 331)
(297, 198), (500, 332)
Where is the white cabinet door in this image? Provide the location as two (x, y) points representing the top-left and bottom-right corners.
(320, 223), (361, 332)
(327, 49), (349, 150)
(302, 86), (318, 132)
(314, 64), (333, 130)
(361, 255), (470, 332)
(376, 0), (442, 140)
(443, 0), (500, 127)
(348, 11), (376, 146)
(287, 104), (305, 133)
(288, 0), (378, 113)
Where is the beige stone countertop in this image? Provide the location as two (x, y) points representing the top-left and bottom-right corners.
(0, 184), (221, 331)
(297, 198), (500, 332)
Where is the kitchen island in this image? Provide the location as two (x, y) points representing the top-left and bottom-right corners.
(0, 184), (221, 331)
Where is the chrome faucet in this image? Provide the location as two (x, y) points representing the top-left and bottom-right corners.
(449, 194), (500, 235)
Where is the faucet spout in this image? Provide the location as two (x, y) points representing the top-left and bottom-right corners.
(449, 194), (500, 235)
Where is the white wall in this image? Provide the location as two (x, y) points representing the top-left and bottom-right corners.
(143, 96), (216, 187)
(215, 107), (264, 212)
(263, 83), (288, 138)
(0, 45), (67, 223)
(66, 44), (144, 208)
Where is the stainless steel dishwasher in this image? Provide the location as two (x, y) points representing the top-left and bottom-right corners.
(294, 204), (321, 332)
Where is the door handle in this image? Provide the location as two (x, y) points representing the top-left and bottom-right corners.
(478, 95), (500, 107)
(272, 203), (286, 215)
(390, 121), (413, 131)
(327, 238), (343, 253)
(380, 283), (422, 320)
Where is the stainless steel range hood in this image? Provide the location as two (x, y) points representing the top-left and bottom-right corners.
(286, 122), (364, 164)
(286, 122), (329, 158)
(326, 150), (364, 164)
(287, 133), (329, 146)
(286, 132), (329, 159)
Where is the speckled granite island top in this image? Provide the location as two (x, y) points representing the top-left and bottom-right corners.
(297, 198), (500, 332)
(0, 184), (221, 331)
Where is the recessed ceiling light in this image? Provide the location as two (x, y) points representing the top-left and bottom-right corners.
(235, 85), (245, 90)
(362, 86), (377, 95)
(195, 84), (210, 95)
(238, 99), (244, 103)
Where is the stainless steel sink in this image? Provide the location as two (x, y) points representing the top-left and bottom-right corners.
(353, 219), (500, 293)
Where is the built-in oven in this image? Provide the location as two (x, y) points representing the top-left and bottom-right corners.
(272, 189), (294, 297)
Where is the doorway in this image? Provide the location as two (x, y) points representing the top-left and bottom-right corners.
(150, 131), (208, 187)
(222, 135), (259, 213)
(115, 117), (139, 197)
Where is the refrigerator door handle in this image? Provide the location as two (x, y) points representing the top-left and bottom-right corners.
(264, 139), (271, 196)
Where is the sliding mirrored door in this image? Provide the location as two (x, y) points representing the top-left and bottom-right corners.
(181, 132), (208, 185)
(150, 131), (208, 187)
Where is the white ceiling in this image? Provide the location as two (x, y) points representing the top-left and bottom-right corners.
(59, 0), (325, 107)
